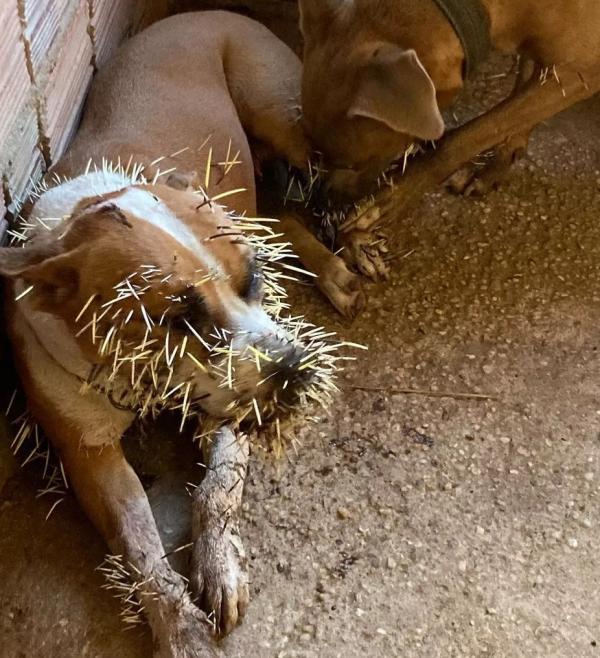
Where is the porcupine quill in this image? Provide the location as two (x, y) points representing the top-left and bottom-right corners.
(6, 393), (67, 520)
(96, 554), (156, 627)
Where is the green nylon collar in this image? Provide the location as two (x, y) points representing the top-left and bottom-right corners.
(431, 0), (491, 77)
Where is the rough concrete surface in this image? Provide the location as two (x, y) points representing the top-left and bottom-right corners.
(1, 59), (600, 658)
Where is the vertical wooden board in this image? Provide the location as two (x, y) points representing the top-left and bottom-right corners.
(90, 0), (137, 67)
(21, 0), (74, 80)
(40, 0), (94, 164)
(2, 105), (44, 209)
(0, 1), (43, 212)
(0, 2), (32, 152)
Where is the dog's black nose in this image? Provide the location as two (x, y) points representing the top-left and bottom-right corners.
(261, 343), (315, 406)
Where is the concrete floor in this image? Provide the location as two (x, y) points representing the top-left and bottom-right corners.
(1, 67), (600, 657)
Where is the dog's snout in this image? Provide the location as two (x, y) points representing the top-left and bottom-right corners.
(257, 341), (314, 402)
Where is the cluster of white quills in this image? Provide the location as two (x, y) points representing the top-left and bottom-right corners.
(6, 391), (68, 521)
(70, 260), (353, 446)
(96, 554), (157, 627)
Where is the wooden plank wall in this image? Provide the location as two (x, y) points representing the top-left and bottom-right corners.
(0, 0), (166, 235)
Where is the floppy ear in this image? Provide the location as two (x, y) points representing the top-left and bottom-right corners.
(0, 244), (81, 304)
(299, 0), (353, 34)
(0, 243), (60, 277)
(348, 46), (445, 141)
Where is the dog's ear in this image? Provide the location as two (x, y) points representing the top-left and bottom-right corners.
(0, 243), (81, 304)
(0, 242), (61, 277)
(299, 0), (353, 34)
(348, 46), (445, 141)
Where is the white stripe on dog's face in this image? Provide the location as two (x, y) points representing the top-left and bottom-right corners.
(32, 171), (130, 221)
(33, 173), (221, 274)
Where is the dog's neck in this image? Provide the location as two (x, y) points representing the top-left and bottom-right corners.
(388, 0), (536, 104)
(15, 282), (93, 381)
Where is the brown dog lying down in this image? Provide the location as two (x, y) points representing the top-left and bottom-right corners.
(54, 10), (363, 318)
(299, 0), (600, 278)
(0, 11), (351, 658)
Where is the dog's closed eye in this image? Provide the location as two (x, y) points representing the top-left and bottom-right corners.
(241, 259), (263, 303)
(168, 289), (209, 332)
(77, 198), (133, 228)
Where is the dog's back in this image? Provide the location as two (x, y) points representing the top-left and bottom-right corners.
(60, 11), (307, 216)
(484, 0), (600, 66)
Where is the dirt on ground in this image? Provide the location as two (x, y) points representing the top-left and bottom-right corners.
(1, 55), (600, 658)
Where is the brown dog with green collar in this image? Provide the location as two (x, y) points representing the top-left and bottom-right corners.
(299, 0), (600, 277)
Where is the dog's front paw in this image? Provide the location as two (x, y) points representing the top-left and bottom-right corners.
(190, 518), (249, 638)
(317, 256), (366, 319)
(445, 156), (506, 196)
(336, 202), (390, 281)
(337, 229), (390, 281)
(446, 135), (529, 197)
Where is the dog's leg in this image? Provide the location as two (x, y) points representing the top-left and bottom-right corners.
(225, 28), (310, 171)
(190, 427), (250, 637)
(377, 64), (600, 223)
(447, 58), (538, 196)
(57, 438), (216, 658)
(278, 213), (367, 318)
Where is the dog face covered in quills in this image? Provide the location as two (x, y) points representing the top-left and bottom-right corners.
(299, 0), (600, 200)
(5, 172), (333, 429)
(0, 11), (358, 653)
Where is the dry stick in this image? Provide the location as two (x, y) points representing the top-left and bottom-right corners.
(375, 64), (600, 224)
(349, 384), (496, 402)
